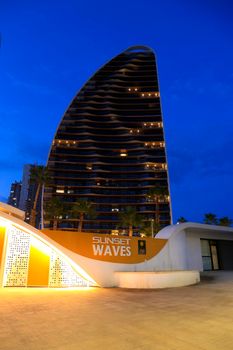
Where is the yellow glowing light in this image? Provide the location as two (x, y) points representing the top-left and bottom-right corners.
(0, 213), (97, 287)
(56, 189), (64, 193)
(86, 163), (93, 170)
(0, 219), (10, 229)
(30, 236), (51, 255)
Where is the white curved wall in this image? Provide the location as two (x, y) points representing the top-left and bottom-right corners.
(1, 203), (233, 288)
(115, 271), (200, 289)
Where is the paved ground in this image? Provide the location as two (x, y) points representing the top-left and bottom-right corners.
(0, 271), (233, 350)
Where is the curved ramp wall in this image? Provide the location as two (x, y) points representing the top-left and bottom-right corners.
(0, 209), (96, 288)
(1, 204), (232, 288)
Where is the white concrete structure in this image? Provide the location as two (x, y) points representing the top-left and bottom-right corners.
(0, 202), (25, 220)
(115, 271), (200, 289)
(154, 223), (233, 271)
(0, 203), (233, 289)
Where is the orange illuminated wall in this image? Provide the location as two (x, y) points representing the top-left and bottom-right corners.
(0, 219), (94, 288)
(42, 230), (168, 264)
(0, 227), (6, 269)
(27, 245), (50, 286)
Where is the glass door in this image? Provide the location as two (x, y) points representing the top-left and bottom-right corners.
(201, 239), (219, 271)
(210, 244), (219, 270)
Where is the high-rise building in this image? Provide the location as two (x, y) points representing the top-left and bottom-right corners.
(7, 181), (22, 207)
(8, 164), (42, 228)
(18, 164), (32, 212)
(44, 46), (171, 233)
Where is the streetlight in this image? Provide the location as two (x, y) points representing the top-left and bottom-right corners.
(151, 218), (154, 238)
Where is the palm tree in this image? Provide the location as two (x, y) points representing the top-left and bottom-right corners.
(203, 213), (218, 225)
(177, 216), (187, 223)
(71, 199), (97, 232)
(218, 216), (233, 227)
(118, 206), (142, 237)
(141, 220), (161, 237)
(29, 165), (50, 227)
(146, 187), (168, 226)
(44, 197), (64, 230)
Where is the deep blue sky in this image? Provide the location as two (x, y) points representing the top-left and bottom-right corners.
(1, 0), (233, 222)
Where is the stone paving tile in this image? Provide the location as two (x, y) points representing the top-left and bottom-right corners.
(0, 271), (233, 349)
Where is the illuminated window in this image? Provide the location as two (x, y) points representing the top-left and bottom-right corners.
(111, 208), (119, 212)
(54, 139), (78, 148)
(144, 162), (167, 171)
(120, 149), (128, 157)
(56, 189), (64, 193)
(129, 128), (141, 135)
(144, 141), (165, 149)
(86, 163), (93, 170)
(142, 122), (163, 128)
(140, 91), (160, 98)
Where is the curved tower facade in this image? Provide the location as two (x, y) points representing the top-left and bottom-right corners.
(44, 46), (171, 233)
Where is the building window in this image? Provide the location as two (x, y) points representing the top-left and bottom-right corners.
(120, 150), (128, 157)
(144, 142), (165, 149)
(201, 239), (219, 271)
(56, 188), (64, 194)
(86, 164), (93, 170)
(111, 208), (119, 212)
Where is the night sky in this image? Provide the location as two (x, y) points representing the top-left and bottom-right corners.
(1, 0), (233, 223)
